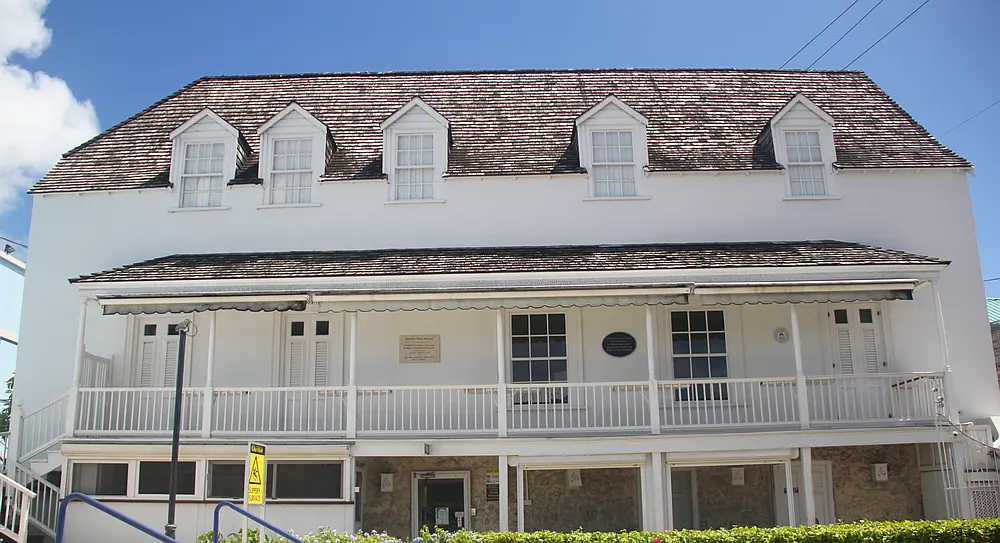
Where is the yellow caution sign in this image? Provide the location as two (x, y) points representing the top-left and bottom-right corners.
(247, 443), (266, 505)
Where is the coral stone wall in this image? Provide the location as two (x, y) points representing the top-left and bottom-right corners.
(522, 468), (642, 532)
(692, 465), (775, 528)
(813, 445), (924, 522)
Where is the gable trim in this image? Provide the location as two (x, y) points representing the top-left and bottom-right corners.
(169, 108), (241, 139)
(257, 102), (330, 135)
(380, 97), (449, 130)
(576, 95), (648, 127)
(770, 93), (835, 127)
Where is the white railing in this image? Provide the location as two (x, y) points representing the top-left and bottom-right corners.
(75, 388), (203, 435)
(13, 464), (58, 538)
(80, 352), (112, 388)
(18, 394), (68, 461)
(357, 386), (499, 435)
(0, 471), (35, 543)
(213, 387), (348, 435)
(658, 377), (799, 428)
(806, 372), (943, 425)
(507, 382), (650, 433)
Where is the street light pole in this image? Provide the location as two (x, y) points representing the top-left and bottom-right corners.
(165, 319), (193, 539)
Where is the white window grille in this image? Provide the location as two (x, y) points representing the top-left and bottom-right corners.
(785, 130), (827, 196)
(591, 130), (636, 197)
(395, 134), (434, 200)
(180, 142), (225, 208)
(270, 138), (313, 204)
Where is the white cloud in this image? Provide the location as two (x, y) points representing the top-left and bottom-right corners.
(0, 0), (99, 213)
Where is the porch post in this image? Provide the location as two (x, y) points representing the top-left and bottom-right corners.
(652, 453), (668, 530)
(496, 310), (508, 438)
(201, 312), (217, 438)
(789, 305), (810, 429)
(515, 463), (525, 532)
(498, 455), (509, 531)
(65, 298), (89, 435)
(347, 312), (358, 438)
(783, 458), (797, 526)
(645, 306), (661, 435)
(800, 447), (816, 526)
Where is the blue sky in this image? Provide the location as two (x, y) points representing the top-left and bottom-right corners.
(1, 0), (998, 292)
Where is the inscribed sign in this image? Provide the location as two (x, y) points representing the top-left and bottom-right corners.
(399, 335), (441, 363)
(247, 443), (266, 505)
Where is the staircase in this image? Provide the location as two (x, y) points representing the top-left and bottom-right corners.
(0, 470), (37, 543)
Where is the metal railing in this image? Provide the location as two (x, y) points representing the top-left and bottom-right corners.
(13, 463), (58, 538)
(75, 388), (203, 435)
(0, 471), (36, 543)
(658, 377), (799, 429)
(806, 372), (943, 425)
(213, 501), (303, 543)
(357, 385), (499, 434)
(56, 493), (178, 543)
(213, 387), (348, 435)
(18, 393), (68, 461)
(508, 381), (650, 433)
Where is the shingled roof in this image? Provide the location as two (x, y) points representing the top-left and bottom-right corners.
(35, 68), (970, 195)
(71, 240), (947, 284)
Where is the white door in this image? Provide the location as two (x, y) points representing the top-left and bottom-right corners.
(773, 462), (835, 526)
(411, 471), (471, 536)
(670, 469), (696, 529)
(131, 318), (191, 431)
(828, 306), (888, 420)
(281, 316), (342, 431)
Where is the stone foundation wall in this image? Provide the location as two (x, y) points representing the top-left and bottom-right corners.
(360, 456), (500, 538)
(813, 445), (924, 522)
(693, 465), (774, 529)
(522, 468), (642, 532)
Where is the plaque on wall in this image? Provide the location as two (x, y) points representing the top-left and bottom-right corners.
(399, 335), (441, 363)
(602, 332), (637, 357)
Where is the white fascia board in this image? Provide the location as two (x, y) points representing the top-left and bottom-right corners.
(62, 441), (350, 460)
(0, 330), (17, 345)
(516, 453), (647, 469)
(576, 95), (649, 127)
(97, 294), (311, 307)
(169, 108), (240, 140)
(257, 102), (329, 135)
(1, 251), (25, 274)
(693, 279), (920, 295)
(75, 263), (946, 298)
(380, 97), (449, 130)
(770, 93), (835, 127)
(665, 448), (797, 466)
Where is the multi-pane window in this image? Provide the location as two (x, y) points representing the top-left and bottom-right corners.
(784, 130), (826, 196)
(510, 313), (567, 383)
(137, 461), (196, 495)
(395, 134), (434, 200)
(591, 130), (636, 197)
(180, 142), (225, 208)
(671, 310), (728, 400)
(270, 138), (313, 204)
(71, 463), (128, 496)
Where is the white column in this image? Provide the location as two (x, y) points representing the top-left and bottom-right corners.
(790, 305), (810, 429)
(783, 459), (797, 526)
(496, 310), (508, 438)
(515, 464), (525, 532)
(653, 453), (669, 531)
(645, 306), (661, 435)
(6, 402), (23, 475)
(498, 455), (509, 531)
(201, 312), (217, 438)
(347, 312), (359, 438)
(931, 281), (958, 421)
(65, 298), (89, 435)
(801, 448), (816, 526)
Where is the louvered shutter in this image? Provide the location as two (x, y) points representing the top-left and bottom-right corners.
(836, 328), (855, 375)
(162, 338), (179, 387)
(287, 341), (305, 386)
(860, 328), (880, 374)
(138, 340), (156, 387)
(314, 340), (330, 386)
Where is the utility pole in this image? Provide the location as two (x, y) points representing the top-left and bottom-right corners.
(165, 319), (194, 539)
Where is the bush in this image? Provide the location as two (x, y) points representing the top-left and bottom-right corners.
(200, 518), (1000, 543)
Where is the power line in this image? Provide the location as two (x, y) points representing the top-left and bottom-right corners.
(807, 0), (885, 70)
(843, 0), (933, 69)
(780, 1), (861, 69)
(0, 236), (27, 249)
(985, 276), (1000, 283)
(941, 98), (1000, 137)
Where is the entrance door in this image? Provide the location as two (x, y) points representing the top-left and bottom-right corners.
(670, 469), (695, 529)
(354, 467), (364, 531)
(411, 471), (470, 536)
(828, 306), (888, 420)
(773, 462), (835, 526)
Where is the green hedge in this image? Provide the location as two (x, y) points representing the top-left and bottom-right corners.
(200, 519), (1000, 543)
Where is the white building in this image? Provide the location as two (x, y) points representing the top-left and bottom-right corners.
(8, 69), (1000, 542)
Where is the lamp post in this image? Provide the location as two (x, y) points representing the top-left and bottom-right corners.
(165, 319), (194, 539)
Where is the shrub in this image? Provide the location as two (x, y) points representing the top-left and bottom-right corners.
(200, 518), (1000, 543)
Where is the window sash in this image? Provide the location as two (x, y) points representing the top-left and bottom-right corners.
(180, 142), (226, 208)
(510, 313), (568, 384)
(784, 131), (827, 197)
(670, 310), (729, 390)
(591, 130), (636, 196)
(137, 461), (196, 496)
(394, 134), (434, 200)
(270, 138), (313, 204)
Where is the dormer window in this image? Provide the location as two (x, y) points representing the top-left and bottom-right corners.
(257, 103), (331, 207)
(381, 98), (449, 203)
(591, 130), (636, 197)
(784, 130), (826, 196)
(270, 138), (314, 204)
(180, 142), (226, 207)
(576, 96), (649, 200)
(768, 94), (838, 200)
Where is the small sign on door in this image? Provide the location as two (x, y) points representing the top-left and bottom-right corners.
(435, 506), (449, 525)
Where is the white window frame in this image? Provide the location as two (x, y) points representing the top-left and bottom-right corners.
(169, 109), (240, 211)
(257, 103), (328, 208)
(268, 137), (315, 205)
(392, 132), (437, 201)
(780, 129), (831, 197)
(381, 98), (449, 204)
(128, 315), (194, 388)
(589, 129), (638, 197)
(770, 95), (838, 200)
(177, 141), (227, 208)
(576, 96), (649, 200)
(135, 460), (201, 498)
(508, 311), (570, 384)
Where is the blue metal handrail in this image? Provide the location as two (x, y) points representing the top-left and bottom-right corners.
(56, 492), (179, 543)
(213, 501), (304, 543)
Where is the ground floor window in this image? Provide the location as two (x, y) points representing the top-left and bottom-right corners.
(271, 462), (343, 499)
(670, 310), (729, 400)
(207, 461), (245, 499)
(71, 463), (128, 496)
(138, 461), (196, 495)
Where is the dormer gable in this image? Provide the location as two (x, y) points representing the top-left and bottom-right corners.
(257, 102), (332, 206)
(575, 95), (649, 199)
(381, 98), (449, 202)
(169, 108), (247, 209)
(768, 93), (838, 199)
